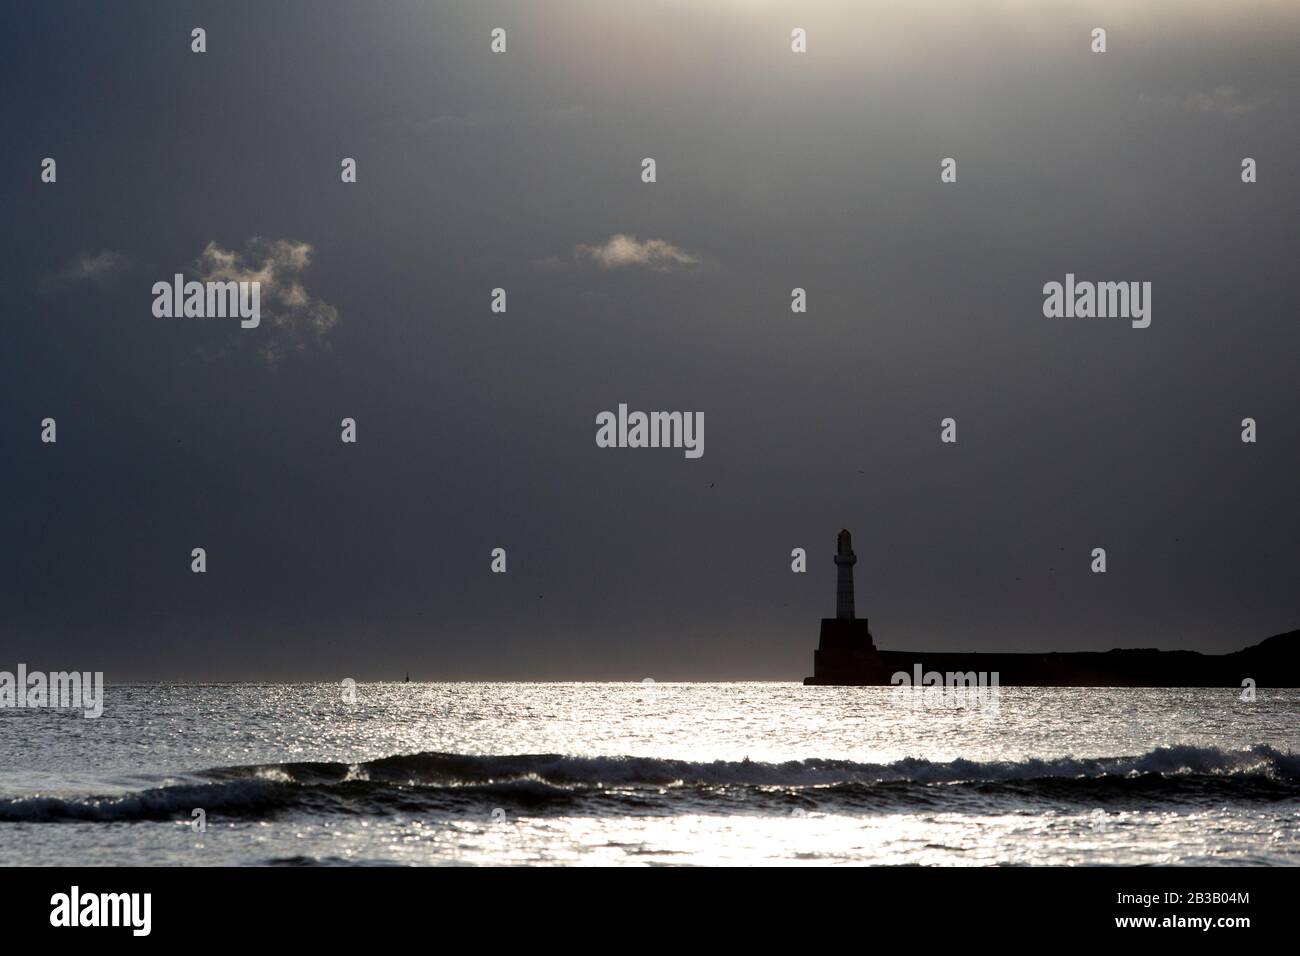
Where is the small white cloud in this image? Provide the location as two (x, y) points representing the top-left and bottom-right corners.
(572, 234), (700, 272)
(385, 104), (599, 135)
(49, 249), (129, 286)
(410, 112), (499, 130)
(196, 237), (339, 364)
(1139, 86), (1268, 116)
(532, 254), (568, 271)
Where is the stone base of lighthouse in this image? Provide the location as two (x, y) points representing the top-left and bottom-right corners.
(804, 618), (887, 685)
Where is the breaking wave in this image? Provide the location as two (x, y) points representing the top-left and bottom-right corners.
(3, 744), (1297, 823)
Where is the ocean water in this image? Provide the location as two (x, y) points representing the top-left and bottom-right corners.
(1, 682), (1298, 866)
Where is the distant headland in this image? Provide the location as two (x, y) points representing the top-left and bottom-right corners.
(804, 529), (1300, 688)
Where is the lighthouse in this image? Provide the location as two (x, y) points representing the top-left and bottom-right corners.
(805, 528), (882, 685)
(834, 528), (856, 619)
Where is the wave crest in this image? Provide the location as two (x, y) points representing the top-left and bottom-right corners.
(3, 744), (1295, 823)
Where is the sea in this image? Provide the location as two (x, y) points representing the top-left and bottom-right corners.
(1, 682), (1297, 866)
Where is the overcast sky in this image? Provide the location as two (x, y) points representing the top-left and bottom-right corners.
(1, 1), (1297, 680)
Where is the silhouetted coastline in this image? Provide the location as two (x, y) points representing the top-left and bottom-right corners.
(805, 531), (1300, 686)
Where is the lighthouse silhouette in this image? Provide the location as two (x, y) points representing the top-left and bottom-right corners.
(834, 528), (857, 619)
(805, 529), (882, 685)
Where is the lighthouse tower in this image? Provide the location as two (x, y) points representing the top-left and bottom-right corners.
(805, 528), (881, 685)
(834, 528), (856, 619)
